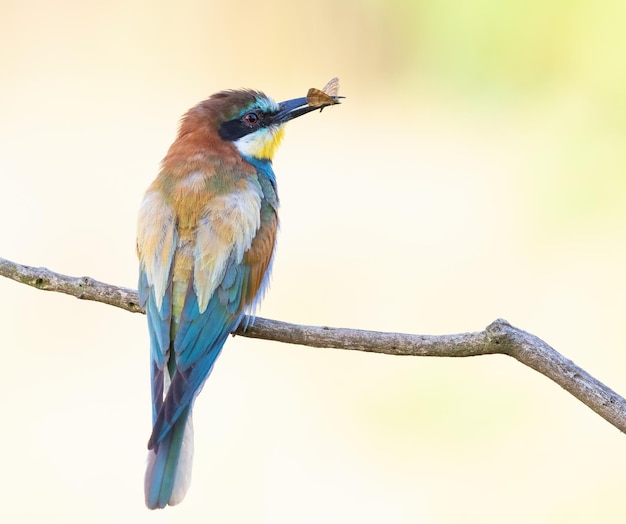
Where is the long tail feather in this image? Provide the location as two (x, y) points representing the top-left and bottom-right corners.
(145, 407), (194, 509)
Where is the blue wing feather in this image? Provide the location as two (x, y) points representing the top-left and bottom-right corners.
(221, 262), (238, 289)
(147, 254), (249, 449)
(140, 267), (173, 423)
(138, 269), (150, 308)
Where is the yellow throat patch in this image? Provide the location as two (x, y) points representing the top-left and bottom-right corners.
(234, 126), (285, 161)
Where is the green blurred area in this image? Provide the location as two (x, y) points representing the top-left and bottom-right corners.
(379, 0), (626, 233)
(410, 0), (626, 229)
(381, 0), (626, 104)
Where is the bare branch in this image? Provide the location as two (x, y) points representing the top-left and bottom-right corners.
(0, 256), (143, 313)
(2, 255), (625, 434)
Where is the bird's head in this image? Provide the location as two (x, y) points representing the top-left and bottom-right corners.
(179, 89), (336, 163)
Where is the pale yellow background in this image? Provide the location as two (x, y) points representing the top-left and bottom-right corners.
(1, 1), (625, 522)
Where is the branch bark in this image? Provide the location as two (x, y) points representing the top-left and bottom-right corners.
(2, 255), (625, 434)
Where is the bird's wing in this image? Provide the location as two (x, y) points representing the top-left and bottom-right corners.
(137, 189), (177, 423)
(147, 175), (278, 448)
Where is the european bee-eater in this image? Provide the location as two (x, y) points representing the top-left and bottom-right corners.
(137, 87), (340, 509)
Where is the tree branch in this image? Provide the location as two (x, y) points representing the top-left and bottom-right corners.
(2, 255), (625, 434)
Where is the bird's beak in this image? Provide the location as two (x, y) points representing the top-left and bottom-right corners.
(273, 96), (340, 125)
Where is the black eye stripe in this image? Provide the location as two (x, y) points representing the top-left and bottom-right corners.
(218, 111), (274, 142)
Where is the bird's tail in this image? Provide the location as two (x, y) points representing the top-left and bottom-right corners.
(145, 407), (194, 509)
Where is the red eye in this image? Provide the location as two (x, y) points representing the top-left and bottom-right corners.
(244, 112), (259, 125)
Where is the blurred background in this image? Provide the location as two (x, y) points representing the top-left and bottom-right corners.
(2, 0), (626, 522)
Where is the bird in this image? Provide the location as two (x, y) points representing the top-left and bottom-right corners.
(136, 86), (341, 509)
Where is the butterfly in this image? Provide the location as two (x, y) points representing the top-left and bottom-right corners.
(307, 77), (342, 110)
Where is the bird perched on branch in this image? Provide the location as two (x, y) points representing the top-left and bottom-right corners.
(137, 85), (341, 509)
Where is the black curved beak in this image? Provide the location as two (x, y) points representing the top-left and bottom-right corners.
(273, 96), (342, 125)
